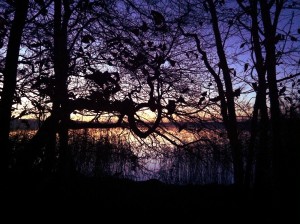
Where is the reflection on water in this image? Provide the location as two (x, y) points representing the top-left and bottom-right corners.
(68, 123), (234, 184)
(10, 122), (237, 185)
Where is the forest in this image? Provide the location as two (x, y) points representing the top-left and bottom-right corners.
(0, 0), (299, 221)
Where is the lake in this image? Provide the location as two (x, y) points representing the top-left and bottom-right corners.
(10, 119), (249, 184)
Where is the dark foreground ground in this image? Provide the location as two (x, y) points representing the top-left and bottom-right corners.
(0, 174), (298, 222)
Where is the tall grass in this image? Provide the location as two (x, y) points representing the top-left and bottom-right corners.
(9, 128), (235, 184)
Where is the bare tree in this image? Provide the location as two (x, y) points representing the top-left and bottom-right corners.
(178, 0), (244, 186)
(0, 0), (29, 179)
(237, 0), (300, 205)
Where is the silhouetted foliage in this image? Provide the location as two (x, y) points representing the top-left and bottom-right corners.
(0, 0), (299, 218)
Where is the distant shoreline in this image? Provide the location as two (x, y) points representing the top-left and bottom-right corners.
(10, 118), (251, 131)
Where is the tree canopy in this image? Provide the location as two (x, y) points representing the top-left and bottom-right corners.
(0, 0), (299, 193)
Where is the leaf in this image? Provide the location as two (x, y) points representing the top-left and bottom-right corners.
(154, 54), (165, 65)
(161, 43), (167, 51)
(151, 10), (165, 26)
(168, 58), (176, 67)
(147, 41), (153, 47)
(233, 88), (241, 97)
(148, 97), (156, 112)
(30, 42), (42, 48)
(209, 96), (221, 102)
(42, 39), (52, 47)
(140, 21), (148, 32)
(240, 42), (246, 48)
(290, 35), (297, 41)
(82, 36), (90, 43)
(177, 96), (185, 103)
(34, 0), (45, 8)
(111, 52), (118, 58)
(82, 34), (95, 43)
(198, 96), (205, 105)
(34, 0), (47, 15)
(276, 51), (282, 57)
(275, 33), (285, 43)
(89, 35), (95, 42)
(166, 100), (176, 114)
(279, 86), (286, 95)
(178, 124), (187, 132)
(130, 28), (140, 36)
(244, 63), (249, 72)
(19, 110), (27, 118)
(180, 87), (189, 94)
(229, 68), (236, 76)
(122, 49), (130, 58)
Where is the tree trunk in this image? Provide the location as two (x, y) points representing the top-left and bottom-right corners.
(0, 0), (29, 179)
(244, 97), (258, 187)
(53, 0), (72, 177)
(248, 0), (270, 189)
(17, 114), (58, 174)
(259, 0), (283, 205)
(207, 0), (244, 186)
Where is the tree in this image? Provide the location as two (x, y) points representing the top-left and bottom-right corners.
(0, 0), (29, 179)
(178, 0), (244, 186)
(14, 0), (175, 174)
(177, 0), (300, 188)
(235, 1), (300, 202)
(3, 0), (299, 198)
(240, 0), (269, 188)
